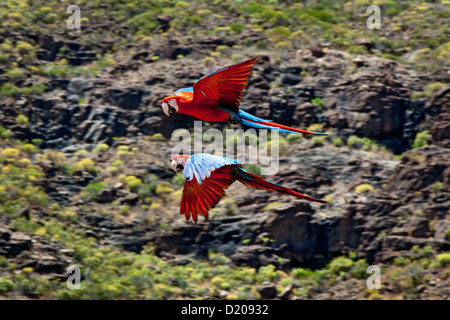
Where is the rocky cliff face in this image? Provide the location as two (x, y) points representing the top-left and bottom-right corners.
(1, 16), (449, 299)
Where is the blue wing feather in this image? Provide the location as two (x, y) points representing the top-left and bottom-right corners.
(183, 154), (238, 184)
(238, 110), (272, 123)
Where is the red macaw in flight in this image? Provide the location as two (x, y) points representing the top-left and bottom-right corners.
(171, 153), (326, 223)
(162, 58), (327, 135)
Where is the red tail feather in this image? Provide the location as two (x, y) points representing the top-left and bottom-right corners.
(237, 169), (326, 204)
(245, 118), (318, 135)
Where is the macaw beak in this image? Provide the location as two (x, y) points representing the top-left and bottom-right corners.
(162, 101), (179, 117)
(171, 159), (178, 172)
(162, 102), (170, 117)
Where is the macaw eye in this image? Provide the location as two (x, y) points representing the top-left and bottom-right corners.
(170, 99), (175, 102)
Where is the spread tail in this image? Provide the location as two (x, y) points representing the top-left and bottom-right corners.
(235, 168), (326, 204)
(238, 110), (327, 135)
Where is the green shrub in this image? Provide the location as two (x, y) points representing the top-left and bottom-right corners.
(423, 82), (448, 97)
(151, 133), (164, 141)
(93, 143), (109, 153)
(126, 175), (144, 192)
(23, 83), (47, 96)
(412, 130), (430, 149)
(40, 151), (66, 167)
(411, 245), (434, 258)
(394, 256), (411, 267)
(20, 144), (39, 154)
(16, 41), (34, 55)
(332, 137), (344, 147)
(203, 57), (214, 67)
(347, 135), (385, 152)
(119, 205), (130, 215)
(0, 39), (13, 52)
(431, 182), (443, 192)
(0, 83), (21, 98)
(0, 126), (12, 139)
(0, 54), (11, 64)
(287, 133), (301, 144)
(156, 181), (174, 194)
(230, 22), (244, 33)
(347, 135), (359, 147)
(5, 69), (23, 81)
(436, 253), (450, 267)
(76, 159), (97, 173)
(209, 251), (230, 266)
(355, 184), (374, 194)
(57, 209), (77, 222)
(307, 123), (324, 133)
(263, 202), (283, 211)
(172, 173), (185, 187)
(256, 264), (279, 283)
(117, 150), (134, 161)
(292, 268), (314, 279)
(311, 97), (325, 110)
(1, 148), (20, 161)
(349, 259), (369, 278)
(15, 115), (29, 126)
(311, 136), (325, 146)
(111, 160), (123, 167)
(74, 150), (88, 159)
(329, 257), (354, 275)
(83, 182), (107, 200)
(0, 277), (14, 295)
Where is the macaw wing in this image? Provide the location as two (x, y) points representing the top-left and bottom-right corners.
(192, 58), (258, 113)
(181, 166), (236, 222)
(183, 153), (238, 185)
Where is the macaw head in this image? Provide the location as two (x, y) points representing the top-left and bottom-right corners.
(161, 96), (181, 117)
(171, 154), (190, 172)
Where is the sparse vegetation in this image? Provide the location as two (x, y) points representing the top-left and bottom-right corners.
(355, 184), (374, 195)
(347, 135), (386, 153)
(0, 0), (449, 302)
(412, 130), (431, 149)
(332, 137), (344, 147)
(436, 253), (450, 267)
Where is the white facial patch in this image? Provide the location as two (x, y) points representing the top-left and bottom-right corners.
(168, 99), (179, 112)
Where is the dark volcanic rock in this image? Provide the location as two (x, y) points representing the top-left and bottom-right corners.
(257, 282), (277, 299)
(118, 193), (139, 205)
(323, 69), (410, 147)
(0, 230), (33, 257)
(37, 34), (63, 61)
(97, 187), (115, 203)
(18, 253), (67, 274)
(107, 87), (147, 109)
(426, 88), (450, 148)
(110, 235), (152, 253)
(230, 245), (286, 268)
